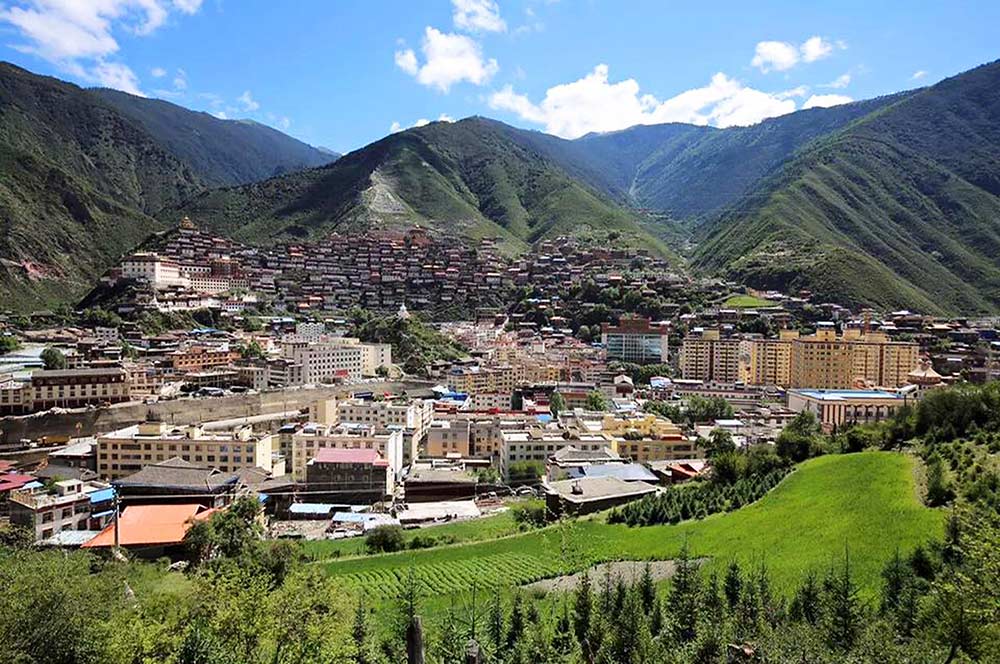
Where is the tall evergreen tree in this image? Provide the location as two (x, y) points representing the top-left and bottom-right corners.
(724, 560), (742, 611)
(351, 597), (368, 664)
(486, 586), (505, 660)
(823, 549), (862, 652)
(638, 563), (656, 612)
(666, 542), (701, 643)
(573, 573), (594, 660)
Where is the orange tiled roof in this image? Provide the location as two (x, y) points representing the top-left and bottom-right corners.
(82, 503), (216, 548)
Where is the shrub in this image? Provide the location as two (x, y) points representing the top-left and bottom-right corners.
(365, 525), (406, 553)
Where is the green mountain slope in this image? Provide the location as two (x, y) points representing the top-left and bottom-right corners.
(501, 97), (904, 223)
(93, 89), (337, 185)
(0, 62), (337, 311)
(169, 117), (674, 257)
(694, 60), (1000, 314)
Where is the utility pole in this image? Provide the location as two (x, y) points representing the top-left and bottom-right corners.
(112, 490), (121, 553)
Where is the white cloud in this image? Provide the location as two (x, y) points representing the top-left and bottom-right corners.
(278, 116), (291, 130)
(213, 110), (228, 119)
(822, 73), (851, 89)
(752, 35), (843, 73)
(803, 94), (853, 109)
(396, 27), (498, 92)
(91, 60), (143, 95)
(800, 36), (834, 63)
(390, 113), (455, 133)
(452, 0), (505, 33)
(394, 48), (418, 75)
(0, 0), (203, 95)
(489, 65), (797, 139)
(238, 90), (259, 111)
(911, 70), (927, 80)
(777, 85), (809, 99)
(751, 41), (800, 73)
(173, 0), (203, 12)
(151, 66), (166, 77)
(173, 67), (187, 90)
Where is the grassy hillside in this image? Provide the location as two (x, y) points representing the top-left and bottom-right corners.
(94, 89), (336, 185)
(169, 117), (675, 257)
(503, 97), (903, 223)
(318, 453), (942, 604)
(0, 62), (338, 311)
(695, 60), (1000, 313)
(0, 63), (200, 310)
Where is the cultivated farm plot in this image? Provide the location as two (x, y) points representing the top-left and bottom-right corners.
(336, 551), (565, 600)
(323, 453), (944, 603)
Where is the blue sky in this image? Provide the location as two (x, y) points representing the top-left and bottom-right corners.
(1, 1), (998, 153)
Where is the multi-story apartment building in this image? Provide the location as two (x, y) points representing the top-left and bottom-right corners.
(681, 325), (920, 389)
(791, 325), (919, 389)
(336, 397), (433, 442)
(281, 337), (391, 382)
(499, 429), (612, 480)
(0, 375), (31, 415)
(97, 420), (274, 480)
(9, 479), (109, 542)
(740, 329), (799, 386)
(679, 329), (742, 383)
(168, 346), (241, 373)
(425, 419), (472, 458)
(29, 367), (131, 411)
(285, 423), (404, 481)
(601, 315), (670, 364)
(446, 364), (525, 394)
(562, 412), (698, 463)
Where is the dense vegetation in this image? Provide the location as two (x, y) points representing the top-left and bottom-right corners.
(609, 466), (791, 527)
(347, 307), (465, 376)
(696, 59), (1000, 313)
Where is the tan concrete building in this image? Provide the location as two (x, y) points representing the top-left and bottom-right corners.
(97, 420), (274, 480)
(679, 329), (741, 383)
(30, 367), (131, 411)
(790, 326), (919, 389)
(285, 423), (404, 481)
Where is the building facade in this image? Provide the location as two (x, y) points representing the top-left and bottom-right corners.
(601, 316), (669, 364)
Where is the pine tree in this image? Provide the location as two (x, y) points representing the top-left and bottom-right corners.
(666, 542), (701, 643)
(790, 569), (821, 626)
(552, 601), (574, 656)
(352, 597), (368, 664)
(700, 571), (724, 626)
(573, 573), (594, 660)
(638, 562), (656, 612)
(724, 559), (742, 611)
(507, 591), (525, 651)
(436, 601), (467, 664)
(823, 549), (862, 652)
(486, 586), (505, 660)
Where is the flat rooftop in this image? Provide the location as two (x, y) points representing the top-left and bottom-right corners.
(794, 389), (902, 401)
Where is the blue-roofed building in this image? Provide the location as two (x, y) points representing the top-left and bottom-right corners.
(787, 387), (915, 430)
(567, 463), (659, 483)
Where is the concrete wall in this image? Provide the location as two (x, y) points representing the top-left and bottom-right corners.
(0, 381), (431, 444)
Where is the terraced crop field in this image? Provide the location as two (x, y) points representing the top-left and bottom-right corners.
(339, 552), (565, 600)
(321, 453), (943, 603)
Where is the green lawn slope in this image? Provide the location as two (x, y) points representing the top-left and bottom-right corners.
(320, 453), (942, 602)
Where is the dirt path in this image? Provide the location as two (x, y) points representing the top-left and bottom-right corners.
(524, 559), (705, 593)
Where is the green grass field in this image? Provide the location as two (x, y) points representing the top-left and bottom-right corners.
(301, 510), (522, 559)
(723, 294), (773, 309)
(320, 453), (942, 602)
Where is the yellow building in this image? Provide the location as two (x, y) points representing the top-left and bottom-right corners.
(740, 330), (798, 386)
(679, 330), (741, 383)
(683, 326), (918, 389)
(97, 420), (273, 480)
(599, 413), (697, 463)
(790, 326), (918, 389)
